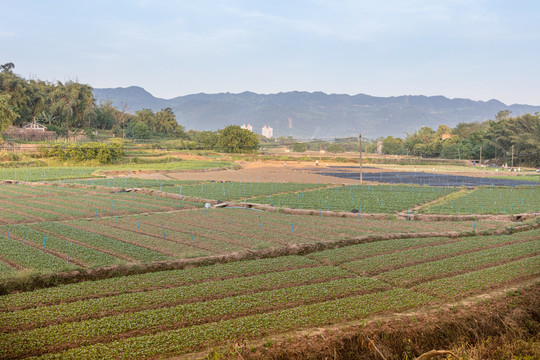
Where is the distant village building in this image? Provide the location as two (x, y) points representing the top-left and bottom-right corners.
(4, 118), (56, 141)
(441, 133), (452, 140)
(377, 141), (383, 155)
(240, 123), (253, 132)
(261, 125), (273, 138)
(23, 118), (47, 131)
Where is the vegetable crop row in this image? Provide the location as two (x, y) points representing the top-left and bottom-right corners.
(249, 184), (456, 213)
(0, 255), (318, 310)
(27, 288), (433, 360)
(0, 266), (358, 332)
(380, 240), (540, 286)
(422, 186), (540, 215)
(0, 235), (74, 273)
(342, 233), (529, 275)
(34, 222), (171, 263)
(415, 255), (540, 299)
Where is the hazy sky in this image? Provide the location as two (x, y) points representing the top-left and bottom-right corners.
(2, 0), (539, 105)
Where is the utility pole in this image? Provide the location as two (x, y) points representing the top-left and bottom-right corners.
(511, 145), (514, 170)
(359, 134), (363, 184)
(479, 146), (482, 165)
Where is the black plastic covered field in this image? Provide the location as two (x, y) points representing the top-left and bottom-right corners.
(316, 169), (539, 187)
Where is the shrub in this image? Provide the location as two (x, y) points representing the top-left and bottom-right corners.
(293, 142), (307, 152)
(43, 142), (124, 164)
(326, 143), (346, 153)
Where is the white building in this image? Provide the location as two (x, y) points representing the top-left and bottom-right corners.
(241, 123), (253, 132)
(24, 118), (47, 131)
(262, 125), (273, 138)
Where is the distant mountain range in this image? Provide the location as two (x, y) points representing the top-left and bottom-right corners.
(93, 87), (540, 139)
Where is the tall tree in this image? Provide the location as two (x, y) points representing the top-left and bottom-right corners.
(93, 101), (116, 129)
(218, 125), (259, 153)
(490, 113), (540, 166)
(48, 81), (95, 128)
(0, 67), (32, 125)
(155, 107), (177, 133)
(382, 136), (404, 154)
(0, 62), (15, 72)
(0, 94), (18, 132)
(131, 108), (156, 131)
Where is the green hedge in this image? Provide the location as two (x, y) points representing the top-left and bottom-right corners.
(41, 143), (124, 164)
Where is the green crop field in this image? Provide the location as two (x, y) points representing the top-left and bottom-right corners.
(0, 179), (538, 359)
(0, 160), (233, 182)
(60, 178), (201, 189)
(0, 182), (513, 278)
(0, 199), (507, 276)
(58, 179), (335, 202)
(0, 227), (537, 359)
(421, 186), (540, 215)
(249, 184), (457, 213)
(175, 181), (329, 201)
(0, 184), (200, 224)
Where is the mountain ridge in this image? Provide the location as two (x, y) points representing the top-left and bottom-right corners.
(93, 87), (540, 139)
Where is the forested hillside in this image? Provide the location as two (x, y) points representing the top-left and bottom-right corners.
(94, 86), (540, 139)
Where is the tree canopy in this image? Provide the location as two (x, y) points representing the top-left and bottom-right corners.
(218, 125), (259, 153)
(293, 142), (307, 152)
(0, 94), (18, 132)
(379, 111), (540, 166)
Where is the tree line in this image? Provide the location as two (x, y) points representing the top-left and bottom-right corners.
(0, 63), (184, 138)
(0, 63), (261, 153)
(378, 111), (540, 166)
(2, 63), (536, 162)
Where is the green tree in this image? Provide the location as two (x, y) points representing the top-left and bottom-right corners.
(217, 125), (259, 153)
(93, 101), (116, 129)
(0, 94), (18, 132)
(173, 125), (187, 139)
(453, 122), (484, 139)
(0, 67), (33, 125)
(190, 130), (219, 149)
(112, 103), (130, 137)
(293, 142), (307, 152)
(126, 122), (150, 139)
(326, 143), (346, 153)
(489, 113), (540, 166)
(0, 62), (15, 72)
(441, 142), (460, 159)
(48, 80), (95, 128)
(418, 126), (436, 143)
(131, 108), (156, 131)
(155, 107), (177, 133)
(412, 143), (427, 157)
(435, 124), (452, 138)
(382, 136), (404, 154)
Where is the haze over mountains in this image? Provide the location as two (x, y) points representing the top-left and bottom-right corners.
(93, 87), (540, 140)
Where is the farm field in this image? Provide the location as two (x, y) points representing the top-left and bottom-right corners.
(0, 160), (234, 182)
(61, 178), (334, 201)
(60, 178), (200, 189)
(0, 184), (200, 224)
(249, 184), (458, 213)
(0, 171), (538, 359)
(0, 184), (509, 278)
(0, 227), (537, 359)
(420, 186), (540, 215)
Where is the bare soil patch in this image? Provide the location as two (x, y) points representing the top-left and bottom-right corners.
(159, 161), (371, 184)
